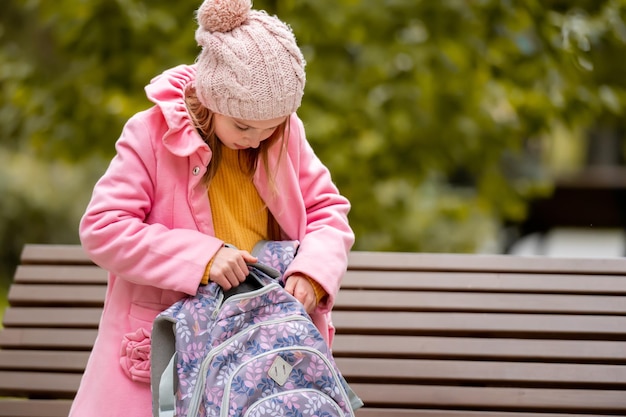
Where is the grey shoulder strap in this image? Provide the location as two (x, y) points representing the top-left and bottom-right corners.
(158, 354), (176, 417)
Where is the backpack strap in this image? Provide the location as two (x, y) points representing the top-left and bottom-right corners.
(157, 355), (177, 417)
(151, 314), (178, 417)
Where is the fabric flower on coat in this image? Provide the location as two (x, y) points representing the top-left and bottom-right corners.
(120, 328), (151, 384)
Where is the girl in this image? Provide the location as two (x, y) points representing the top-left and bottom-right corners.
(69, 0), (354, 416)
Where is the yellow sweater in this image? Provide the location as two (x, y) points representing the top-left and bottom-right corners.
(208, 148), (267, 253)
(202, 148), (325, 303)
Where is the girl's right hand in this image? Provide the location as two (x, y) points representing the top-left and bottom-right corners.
(208, 246), (258, 290)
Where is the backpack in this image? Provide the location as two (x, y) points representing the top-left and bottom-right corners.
(151, 241), (363, 417)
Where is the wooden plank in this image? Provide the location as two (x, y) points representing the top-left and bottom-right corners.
(8, 284), (106, 307)
(0, 402), (613, 417)
(0, 328), (97, 350)
(0, 350), (89, 372)
(348, 251), (626, 275)
(0, 371), (81, 398)
(331, 311), (626, 339)
(20, 245), (92, 265)
(331, 335), (626, 363)
(0, 399), (72, 417)
(355, 409), (620, 417)
(13, 265), (107, 285)
(20, 243), (626, 275)
(15, 247), (626, 291)
(349, 383), (626, 412)
(9, 284), (626, 314)
(0, 369), (621, 414)
(336, 358), (626, 387)
(335, 290), (626, 314)
(5, 309), (626, 337)
(2, 308), (102, 328)
(340, 270), (626, 294)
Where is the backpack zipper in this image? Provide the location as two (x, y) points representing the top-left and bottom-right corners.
(243, 388), (344, 417)
(211, 280), (280, 319)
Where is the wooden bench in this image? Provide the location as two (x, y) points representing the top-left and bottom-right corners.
(1, 244), (626, 417)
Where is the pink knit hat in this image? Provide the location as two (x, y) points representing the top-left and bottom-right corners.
(194, 0), (306, 120)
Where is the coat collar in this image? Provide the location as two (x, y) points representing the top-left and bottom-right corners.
(145, 64), (209, 162)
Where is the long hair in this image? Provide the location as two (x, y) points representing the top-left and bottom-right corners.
(184, 85), (288, 188)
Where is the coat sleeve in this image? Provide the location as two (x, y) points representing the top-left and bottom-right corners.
(79, 112), (222, 295)
(280, 115), (355, 313)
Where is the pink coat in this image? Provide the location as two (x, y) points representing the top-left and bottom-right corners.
(69, 65), (354, 417)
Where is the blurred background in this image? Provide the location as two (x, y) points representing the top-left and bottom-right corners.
(2, 0), (626, 311)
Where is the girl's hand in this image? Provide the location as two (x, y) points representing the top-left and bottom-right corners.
(284, 274), (317, 313)
(209, 247), (257, 290)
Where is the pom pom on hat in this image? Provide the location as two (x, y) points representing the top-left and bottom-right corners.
(197, 0), (251, 33)
(194, 0), (306, 120)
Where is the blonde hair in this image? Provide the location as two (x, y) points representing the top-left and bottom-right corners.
(184, 85), (288, 188)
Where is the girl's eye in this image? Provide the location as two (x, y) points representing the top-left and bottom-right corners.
(235, 124), (249, 131)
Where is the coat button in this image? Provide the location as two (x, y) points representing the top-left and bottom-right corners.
(192, 166), (201, 176)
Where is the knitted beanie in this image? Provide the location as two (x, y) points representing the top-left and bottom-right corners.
(194, 0), (306, 120)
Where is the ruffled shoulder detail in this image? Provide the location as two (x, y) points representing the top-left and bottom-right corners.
(144, 64), (207, 157)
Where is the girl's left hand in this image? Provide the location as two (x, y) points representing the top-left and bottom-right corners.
(284, 274), (316, 313)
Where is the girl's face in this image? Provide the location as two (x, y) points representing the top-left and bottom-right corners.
(213, 113), (287, 150)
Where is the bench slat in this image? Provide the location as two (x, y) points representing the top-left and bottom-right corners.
(331, 335), (626, 363)
(348, 251), (626, 275)
(354, 409), (618, 417)
(9, 284), (626, 316)
(19, 245), (91, 265)
(14, 265), (107, 284)
(2, 374), (625, 412)
(0, 399), (73, 417)
(336, 357), (626, 387)
(2, 308), (102, 328)
(0, 328), (97, 350)
(20, 243), (626, 275)
(8, 284), (106, 307)
(332, 311), (626, 339)
(3, 352), (623, 390)
(17, 264), (626, 295)
(15, 265), (626, 293)
(0, 403), (614, 417)
(0, 371), (81, 398)
(335, 290), (626, 314)
(3, 331), (625, 364)
(5, 308), (626, 338)
(0, 350), (89, 372)
(0, 403), (615, 417)
(349, 383), (626, 412)
(341, 270), (626, 294)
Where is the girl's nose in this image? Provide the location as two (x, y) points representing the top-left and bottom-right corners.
(245, 132), (264, 148)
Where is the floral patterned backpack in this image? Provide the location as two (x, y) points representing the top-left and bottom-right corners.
(151, 240), (363, 417)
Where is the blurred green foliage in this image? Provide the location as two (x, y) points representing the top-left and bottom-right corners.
(1, 0), (626, 288)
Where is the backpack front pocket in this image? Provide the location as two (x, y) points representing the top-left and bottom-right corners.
(221, 348), (354, 417)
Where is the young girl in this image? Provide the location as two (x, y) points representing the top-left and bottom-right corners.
(68, 0), (354, 416)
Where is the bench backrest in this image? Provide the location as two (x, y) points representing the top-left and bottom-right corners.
(1, 244), (626, 417)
